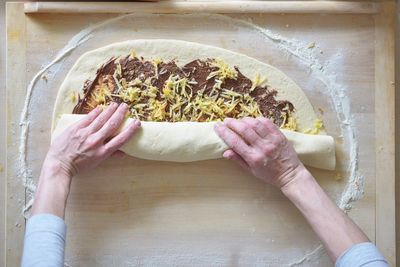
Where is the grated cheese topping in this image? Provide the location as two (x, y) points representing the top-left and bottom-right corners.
(303, 118), (324, 134)
(78, 56), (298, 130)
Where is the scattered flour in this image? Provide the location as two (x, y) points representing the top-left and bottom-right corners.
(220, 14), (364, 266)
(18, 13), (364, 266)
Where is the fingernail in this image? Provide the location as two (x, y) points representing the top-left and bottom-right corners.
(134, 120), (141, 126)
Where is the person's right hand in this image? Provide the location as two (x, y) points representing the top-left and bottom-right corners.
(216, 117), (375, 264)
(214, 117), (306, 189)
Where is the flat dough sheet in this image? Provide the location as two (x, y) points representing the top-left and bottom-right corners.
(52, 40), (335, 170)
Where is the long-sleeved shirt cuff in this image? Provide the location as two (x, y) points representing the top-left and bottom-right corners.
(21, 214), (67, 267)
(335, 242), (388, 267)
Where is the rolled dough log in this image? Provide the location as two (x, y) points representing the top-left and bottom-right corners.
(53, 114), (336, 171)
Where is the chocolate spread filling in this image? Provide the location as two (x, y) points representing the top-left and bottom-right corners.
(72, 56), (294, 126)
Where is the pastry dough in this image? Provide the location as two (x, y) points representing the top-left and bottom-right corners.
(52, 40), (336, 170)
(53, 114), (336, 170)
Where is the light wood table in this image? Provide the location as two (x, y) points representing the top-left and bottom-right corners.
(0, 1), (400, 266)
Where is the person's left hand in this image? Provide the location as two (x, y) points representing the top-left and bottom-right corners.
(44, 102), (141, 178)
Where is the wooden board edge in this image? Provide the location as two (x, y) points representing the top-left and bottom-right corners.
(374, 1), (396, 265)
(23, 1), (381, 14)
(6, 2), (27, 267)
(396, 0), (400, 264)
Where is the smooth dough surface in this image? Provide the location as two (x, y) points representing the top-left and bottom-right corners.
(52, 40), (335, 170)
(54, 114), (336, 171)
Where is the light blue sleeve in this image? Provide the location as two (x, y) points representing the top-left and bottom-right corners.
(335, 242), (388, 267)
(21, 214), (67, 267)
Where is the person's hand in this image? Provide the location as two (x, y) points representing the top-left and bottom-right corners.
(44, 102), (141, 178)
(214, 117), (305, 189)
(33, 102), (140, 218)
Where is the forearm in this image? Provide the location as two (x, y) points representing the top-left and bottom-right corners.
(32, 160), (72, 218)
(281, 167), (369, 261)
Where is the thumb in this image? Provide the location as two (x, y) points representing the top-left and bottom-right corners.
(110, 150), (127, 159)
(223, 149), (249, 170)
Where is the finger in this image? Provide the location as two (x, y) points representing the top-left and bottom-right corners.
(73, 107), (102, 129)
(103, 120), (141, 155)
(223, 149), (249, 170)
(214, 122), (252, 161)
(111, 150), (127, 159)
(85, 102), (119, 134)
(224, 118), (261, 146)
(92, 103), (129, 142)
(257, 117), (280, 134)
(256, 117), (285, 142)
(242, 117), (269, 138)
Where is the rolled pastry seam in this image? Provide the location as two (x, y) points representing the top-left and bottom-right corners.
(53, 114), (336, 170)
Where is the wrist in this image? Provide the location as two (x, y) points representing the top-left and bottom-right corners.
(280, 166), (316, 199)
(32, 159), (72, 218)
(39, 158), (72, 193)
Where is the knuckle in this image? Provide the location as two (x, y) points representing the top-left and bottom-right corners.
(235, 126), (246, 135)
(234, 122), (247, 134)
(275, 134), (287, 146)
(260, 141), (280, 156)
(262, 118), (274, 128)
(84, 117), (94, 125)
(108, 121), (118, 130)
(101, 145), (113, 156)
(69, 125), (79, 135)
(76, 130), (88, 141)
(220, 127), (231, 139)
(97, 117), (107, 126)
(112, 136), (125, 148)
(269, 146), (279, 155)
(106, 143), (119, 155)
(85, 136), (99, 148)
(232, 137), (241, 150)
(253, 119), (262, 128)
(251, 154), (265, 166)
(95, 149), (108, 159)
(261, 145), (273, 155)
(231, 137), (241, 149)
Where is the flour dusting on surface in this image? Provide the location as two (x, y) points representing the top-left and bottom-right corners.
(221, 15), (364, 265)
(17, 14), (137, 215)
(19, 13), (363, 266)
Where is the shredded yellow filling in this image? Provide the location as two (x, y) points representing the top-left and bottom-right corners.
(129, 50), (137, 59)
(207, 58), (238, 82)
(283, 115), (297, 131)
(250, 73), (267, 92)
(87, 57), (298, 129)
(303, 118), (324, 134)
(71, 91), (76, 103)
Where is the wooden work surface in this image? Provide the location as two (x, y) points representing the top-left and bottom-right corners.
(5, 1), (396, 266)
